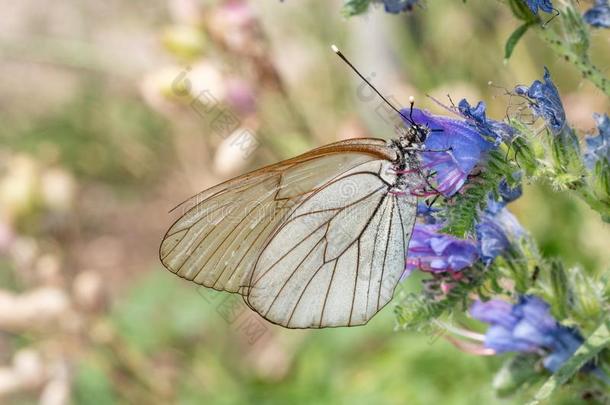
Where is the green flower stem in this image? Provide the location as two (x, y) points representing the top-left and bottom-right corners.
(536, 27), (610, 98)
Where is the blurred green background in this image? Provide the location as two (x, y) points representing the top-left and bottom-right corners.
(0, 0), (609, 404)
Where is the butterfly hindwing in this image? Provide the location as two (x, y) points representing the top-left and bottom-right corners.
(247, 159), (417, 328)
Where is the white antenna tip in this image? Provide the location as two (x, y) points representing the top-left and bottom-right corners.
(408, 96), (415, 103)
(331, 44), (339, 53)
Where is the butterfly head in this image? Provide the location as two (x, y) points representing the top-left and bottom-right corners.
(406, 122), (429, 145)
(396, 96), (429, 148)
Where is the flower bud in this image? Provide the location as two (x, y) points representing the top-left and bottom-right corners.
(161, 25), (207, 60)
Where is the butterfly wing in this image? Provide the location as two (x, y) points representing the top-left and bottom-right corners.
(247, 158), (417, 328)
(159, 138), (417, 328)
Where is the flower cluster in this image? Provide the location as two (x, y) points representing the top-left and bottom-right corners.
(519, 69), (610, 212)
(398, 67), (609, 394)
(470, 296), (584, 372)
(405, 193), (524, 278)
(401, 67), (608, 276)
(338, 0), (610, 399)
(400, 101), (509, 197)
(399, 99), (524, 278)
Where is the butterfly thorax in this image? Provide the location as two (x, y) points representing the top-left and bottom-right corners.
(391, 123), (429, 164)
(387, 123), (429, 194)
(401, 123), (428, 147)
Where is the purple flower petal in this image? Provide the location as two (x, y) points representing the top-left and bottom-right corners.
(485, 325), (540, 353)
(405, 224), (479, 274)
(470, 299), (518, 329)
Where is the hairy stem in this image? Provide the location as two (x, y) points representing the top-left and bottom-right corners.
(536, 27), (610, 98)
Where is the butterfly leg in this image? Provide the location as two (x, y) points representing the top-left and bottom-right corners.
(425, 194), (440, 208)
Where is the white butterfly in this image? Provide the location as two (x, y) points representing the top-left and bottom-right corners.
(160, 46), (428, 328)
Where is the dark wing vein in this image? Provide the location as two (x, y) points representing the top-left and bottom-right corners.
(348, 240), (361, 325)
(319, 259), (339, 327)
(263, 234), (327, 318)
(366, 196), (390, 316)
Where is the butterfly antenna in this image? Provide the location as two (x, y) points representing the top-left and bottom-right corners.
(331, 44), (415, 126)
(409, 96), (415, 121)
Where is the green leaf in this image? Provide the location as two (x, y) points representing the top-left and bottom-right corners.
(504, 22), (534, 60)
(342, 0), (371, 17)
(526, 320), (610, 405)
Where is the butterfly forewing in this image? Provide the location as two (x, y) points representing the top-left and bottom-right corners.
(159, 138), (417, 328)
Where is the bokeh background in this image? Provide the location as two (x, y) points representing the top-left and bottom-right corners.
(1, 0), (609, 403)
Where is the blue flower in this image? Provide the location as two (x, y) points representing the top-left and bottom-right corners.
(416, 202), (440, 224)
(405, 223), (479, 275)
(476, 203), (525, 265)
(498, 178), (523, 204)
(470, 295), (584, 372)
(583, 0), (610, 28)
(524, 0), (554, 15)
(380, 0), (418, 13)
(515, 67), (566, 135)
(584, 113), (610, 169)
(403, 107), (497, 196)
(474, 183), (524, 265)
